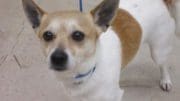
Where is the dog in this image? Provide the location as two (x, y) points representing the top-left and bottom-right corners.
(22, 0), (179, 100)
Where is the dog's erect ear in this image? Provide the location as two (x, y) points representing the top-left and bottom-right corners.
(91, 0), (119, 31)
(22, 0), (45, 29)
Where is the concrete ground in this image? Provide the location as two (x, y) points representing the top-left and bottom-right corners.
(0, 0), (180, 101)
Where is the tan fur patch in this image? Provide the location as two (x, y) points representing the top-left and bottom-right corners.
(112, 9), (142, 68)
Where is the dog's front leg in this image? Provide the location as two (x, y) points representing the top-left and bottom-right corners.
(159, 65), (172, 91)
(149, 43), (173, 92)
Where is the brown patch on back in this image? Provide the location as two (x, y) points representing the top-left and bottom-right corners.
(111, 9), (142, 68)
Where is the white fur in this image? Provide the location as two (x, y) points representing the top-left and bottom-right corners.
(46, 19), (79, 34)
(119, 0), (177, 91)
(46, 19), (61, 33)
(54, 27), (124, 101)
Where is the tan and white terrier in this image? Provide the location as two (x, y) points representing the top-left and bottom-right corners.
(22, 0), (180, 100)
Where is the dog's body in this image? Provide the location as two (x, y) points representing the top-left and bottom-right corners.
(22, 0), (180, 100)
(119, 0), (180, 91)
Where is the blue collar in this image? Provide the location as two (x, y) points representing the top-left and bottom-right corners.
(75, 66), (96, 80)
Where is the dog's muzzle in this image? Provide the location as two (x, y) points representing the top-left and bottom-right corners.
(50, 49), (68, 71)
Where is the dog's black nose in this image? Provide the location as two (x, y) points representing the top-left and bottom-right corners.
(50, 49), (68, 71)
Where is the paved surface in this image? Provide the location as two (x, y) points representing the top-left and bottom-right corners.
(0, 0), (180, 101)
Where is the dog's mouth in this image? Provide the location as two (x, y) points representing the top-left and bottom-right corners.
(50, 64), (68, 71)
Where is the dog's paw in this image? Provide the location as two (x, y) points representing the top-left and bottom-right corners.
(160, 79), (172, 92)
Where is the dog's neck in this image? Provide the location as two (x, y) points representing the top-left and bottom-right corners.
(74, 66), (96, 85)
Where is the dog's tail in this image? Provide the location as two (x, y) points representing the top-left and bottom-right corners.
(165, 0), (180, 37)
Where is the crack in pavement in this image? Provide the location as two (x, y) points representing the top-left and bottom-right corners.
(7, 21), (26, 68)
(0, 55), (8, 67)
(0, 20), (25, 67)
(9, 20), (25, 55)
(13, 54), (23, 69)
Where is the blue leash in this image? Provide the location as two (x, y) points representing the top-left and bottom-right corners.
(79, 0), (83, 12)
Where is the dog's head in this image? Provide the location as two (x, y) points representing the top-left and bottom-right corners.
(22, 0), (119, 73)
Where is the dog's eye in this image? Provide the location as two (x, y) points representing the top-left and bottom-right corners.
(43, 31), (55, 42)
(71, 31), (85, 42)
